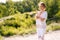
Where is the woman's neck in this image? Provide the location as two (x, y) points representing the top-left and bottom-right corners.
(40, 10), (45, 12)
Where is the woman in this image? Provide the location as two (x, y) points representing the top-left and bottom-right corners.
(36, 2), (47, 40)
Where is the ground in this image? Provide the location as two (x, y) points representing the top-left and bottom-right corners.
(4, 30), (60, 40)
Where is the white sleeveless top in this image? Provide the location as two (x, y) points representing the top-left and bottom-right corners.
(36, 11), (47, 27)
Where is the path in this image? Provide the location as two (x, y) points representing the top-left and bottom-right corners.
(4, 30), (60, 40)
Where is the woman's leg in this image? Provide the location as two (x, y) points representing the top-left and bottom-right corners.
(38, 35), (44, 40)
(41, 35), (44, 40)
(38, 36), (42, 40)
(38, 34), (45, 40)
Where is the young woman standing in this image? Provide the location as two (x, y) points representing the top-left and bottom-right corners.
(36, 2), (48, 40)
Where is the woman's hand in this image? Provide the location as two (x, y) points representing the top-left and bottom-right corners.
(36, 16), (39, 18)
(39, 17), (45, 22)
(36, 14), (40, 19)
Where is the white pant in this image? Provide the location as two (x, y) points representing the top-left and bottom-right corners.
(36, 28), (46, 37)
(36, 20), (46, 38)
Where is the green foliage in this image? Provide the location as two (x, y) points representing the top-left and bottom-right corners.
(0, 0), (60, 36)
(0, 0), (41, 18)
(0, 0), (60, 19)
(0, 12), (36, 36)
(47, 23), (60, 32)
(0, 35), (3, 40)
(0, 26), (18, 36)
(55, 11), (60, 18)
(0, 4), (7, 18)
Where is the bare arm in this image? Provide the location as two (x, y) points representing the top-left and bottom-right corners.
(39, 17), (45, 22)
(35, 11), (47, 22)
(39, 12), (47, 22)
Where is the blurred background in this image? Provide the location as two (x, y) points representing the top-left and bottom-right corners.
(0, 0), (60, 40)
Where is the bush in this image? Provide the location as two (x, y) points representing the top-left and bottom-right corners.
(1, 26), (19, 36)
(0, 35), (3, 40)
(46, 23), (60, 32)
(0, 12), (36, 36)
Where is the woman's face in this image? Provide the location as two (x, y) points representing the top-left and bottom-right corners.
(39, 5), (45, 11)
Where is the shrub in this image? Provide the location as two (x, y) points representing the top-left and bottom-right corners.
(1, 26), (19, 36)
(0, 12), (36, 36)
(46, 23), (60, 32)
(0, 35), (3, 40)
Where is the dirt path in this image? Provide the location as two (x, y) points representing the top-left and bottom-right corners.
(4, 30), (60, 40)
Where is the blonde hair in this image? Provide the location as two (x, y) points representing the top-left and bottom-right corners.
(38, 2), (46, 8)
